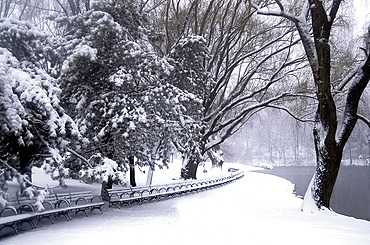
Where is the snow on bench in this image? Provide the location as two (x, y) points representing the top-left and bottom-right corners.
(0, 191), (104, 236)
(106, 169), (245, 208)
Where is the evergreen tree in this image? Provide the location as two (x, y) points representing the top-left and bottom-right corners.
(0, 19), (79, 208)
(56, 9), (186, 184)
(168, 35), (211, 179)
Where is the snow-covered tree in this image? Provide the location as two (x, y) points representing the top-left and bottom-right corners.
(0, 19), (79, 208)
(253, 0), (370, 211)
(56, 6), (191, 185)
(167, 35), (210, 179)
(146, 0), (306, 178)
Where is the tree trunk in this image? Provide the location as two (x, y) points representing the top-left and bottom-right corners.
(180, 136), (203, 179)
(307, 0), (340, 209)
(146, 165), (154, 186)
(181, 153), (200, 180)
(207, 145), (224, 169)
(19, 147), (33, 184)
(311, 126), (343, 208)
(101, 175), (113, 201)
(129, 156), (136, 187)
(256, 0), (370, 211)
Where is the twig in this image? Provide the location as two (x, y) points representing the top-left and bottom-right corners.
(0, 159), (57, 190)
(67, 148), (93, 168)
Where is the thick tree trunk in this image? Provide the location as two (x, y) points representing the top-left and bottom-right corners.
(207, 145), (224, 169)
(19, 147), (33, 184)
(181, 156), (199, 179)
(307, 0), (340, 209)
(129, 156), (136, 187)
(311, 125), (343, 208)
(180, 139), (203, 179)
(146, 165), (154, 186)
(256, 0), (370, 212)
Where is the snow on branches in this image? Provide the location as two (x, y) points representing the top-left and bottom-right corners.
(0, 19), (80, 207)
(56, 9), (202, 182)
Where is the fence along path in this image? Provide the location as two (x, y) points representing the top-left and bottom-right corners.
(105, 169), (244, 208)
(1, 168), (244, 236)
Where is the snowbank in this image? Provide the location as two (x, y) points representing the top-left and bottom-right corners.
(2, 162), (369, 244)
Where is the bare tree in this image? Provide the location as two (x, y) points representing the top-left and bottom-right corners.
(0, 0), (17, 18)
(253, 0), (370, 210)
(55, 0), (90, 16)
(145, 0), (311, 178)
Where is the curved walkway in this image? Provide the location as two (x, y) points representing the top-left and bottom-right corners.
(0, 168), (244, 238)
(2, 165), (370, 245)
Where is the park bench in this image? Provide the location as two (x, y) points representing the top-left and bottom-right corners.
(105, 169), (245, 209)
(0, 206), (35, 235)
(0, 191), (104, 236)
(107, 186), (152, 208)
(54, 191), (104, 218)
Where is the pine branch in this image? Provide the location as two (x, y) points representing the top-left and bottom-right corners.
(0, 159), (56, 190)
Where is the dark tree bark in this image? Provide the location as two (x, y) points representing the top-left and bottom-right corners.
(101, 175), (113, 201)
(207, 145), (224, 169)
(309, 0), (341, 208)
(255, 0), (370, 209)
(19, 146), (33, 184)
(181, 157), (199, 179)
(129, 156), (136, 187)
(180, 146), (201, 179)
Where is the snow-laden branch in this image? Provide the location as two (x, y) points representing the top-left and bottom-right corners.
(207, 27), (297, 112)
(251, 0), (299, 23)
(336, 67), (360, 92)
(0, 159), (57, 190)
(337, 36), (370, 148)
(205, 37), (302, 123)
(251, 0), (319, 80)
(336, 45), (370, 92)
(266, 104), (315, 123)
(67, 148), (93, 168)
(203, 92), (299, 152)
(204, 108), (263, 152)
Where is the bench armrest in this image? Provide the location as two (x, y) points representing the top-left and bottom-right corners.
(18, 204), (35, 214)
(75, 197), (88, 205)
(91, 195), (103, 203)
(0, 206), (18, 217)
(55, 199), (71, 208)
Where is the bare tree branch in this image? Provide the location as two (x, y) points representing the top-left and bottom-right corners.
(55, 0), (69, 17)
(266, 105), (315, 123)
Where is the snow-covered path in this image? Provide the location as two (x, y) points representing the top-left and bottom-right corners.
(2, 164), (370, 245)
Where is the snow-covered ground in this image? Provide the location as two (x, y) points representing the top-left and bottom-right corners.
(1, 161), (370, 245)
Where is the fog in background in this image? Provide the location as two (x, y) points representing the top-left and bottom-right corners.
(222, 108), (370, 166)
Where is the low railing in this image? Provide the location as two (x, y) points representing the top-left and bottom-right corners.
(106, 169), (244, 208)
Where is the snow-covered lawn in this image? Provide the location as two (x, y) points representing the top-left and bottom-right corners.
(1, 162), (369, 245)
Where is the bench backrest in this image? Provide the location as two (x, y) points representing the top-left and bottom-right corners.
(55, 191), (95, 204)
